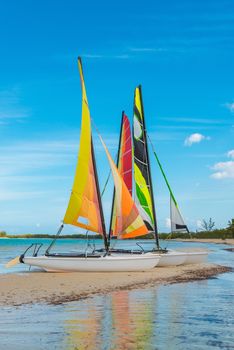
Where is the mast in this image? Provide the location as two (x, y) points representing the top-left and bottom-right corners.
(91, 138), (109, 251)
(108, 111), (124, 244)
(138, 85), (160, 249)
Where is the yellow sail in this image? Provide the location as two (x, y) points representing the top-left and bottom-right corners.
(99, 135), (148, 239)
(63, 58), (104, 234)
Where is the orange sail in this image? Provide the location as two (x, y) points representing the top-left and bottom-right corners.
(63, 58), (105, 235)
(99, 134), (148, 239)
(110, 113), (133, 237)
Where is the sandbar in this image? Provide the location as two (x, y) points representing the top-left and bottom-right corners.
(0, 264), (231, 307)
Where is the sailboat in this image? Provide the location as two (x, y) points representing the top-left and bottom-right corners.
(131, 85), (207, 265)
(107, 86), (206, 266)
(6, 58), (161, 272)
(149, 144), (208, 265)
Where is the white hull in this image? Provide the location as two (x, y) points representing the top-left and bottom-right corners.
(23, 253), (161, 272)
(157, 250), (187, 267)
(181, 251), (208, 265)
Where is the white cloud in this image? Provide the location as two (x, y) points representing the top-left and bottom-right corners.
(227, 150), (234, 159)
(81, 53), (130, 60)
(0, 189), (47, 201)
(0, 131), (116, 174)
(163, 117), (225, 125)
(211, 150), (234, 179)
(211, 161), (234, 179)
(0, 87), (30, 123)
(184, 133), (210, 146)
(129, 47), (167, 53)
(165, 218), (171, 228)
(224, 102), (234, 113)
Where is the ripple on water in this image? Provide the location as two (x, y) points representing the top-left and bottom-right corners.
(0, 241), (233, 350)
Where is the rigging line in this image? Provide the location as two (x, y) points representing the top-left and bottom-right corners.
(101, 167), (112, 197)
(90, 118), (118, 171)
(147, 133), (190, 237)
(83, 166), (112, 241)
(89, 117), (118, 197)
(146, 133), (178, 207)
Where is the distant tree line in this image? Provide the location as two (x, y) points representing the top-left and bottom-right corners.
(160, 218), (234, 240)
(1, 218), (234, 239)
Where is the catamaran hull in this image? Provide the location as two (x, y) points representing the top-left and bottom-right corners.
(182, 252), (208, 265)
(22, 254), (161, 272)
(157, 250), (187, 267)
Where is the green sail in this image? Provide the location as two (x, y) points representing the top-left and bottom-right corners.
(133, 86), (155, 231)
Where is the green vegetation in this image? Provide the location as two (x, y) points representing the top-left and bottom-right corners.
(0, 231), (7, 237)
(159, 229), (233, 240)
(0, 233), (103, 239)
(200, 218), (215, 232)
(1, 218), (234, 240)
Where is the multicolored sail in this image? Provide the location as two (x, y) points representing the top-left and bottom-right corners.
(133, 86), (156, 232)
(99, 133), (148, 239)
(110, 113), (133, 237)
(63, 58), (106, 236)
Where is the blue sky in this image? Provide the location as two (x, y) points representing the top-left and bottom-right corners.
(0, 0), (233, 234)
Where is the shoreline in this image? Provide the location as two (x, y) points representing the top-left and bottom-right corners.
(1, 237), (234, 245)
(0, 264), (231, 307)
(170, 238), (234, 245)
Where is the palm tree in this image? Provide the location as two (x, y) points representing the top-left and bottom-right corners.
(227, 219), (234, 238)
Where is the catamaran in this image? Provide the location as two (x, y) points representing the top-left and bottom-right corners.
(148, 140), (208, 264)
(6, 58), (161, 272)
(106, 85), (207, 266)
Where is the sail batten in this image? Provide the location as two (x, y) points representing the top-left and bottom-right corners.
(63, 58), (106, 238)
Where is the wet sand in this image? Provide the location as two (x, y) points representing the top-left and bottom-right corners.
(0, 264), (231, 306)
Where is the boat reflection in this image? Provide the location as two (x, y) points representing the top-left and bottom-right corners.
(64, 288), (158, 350)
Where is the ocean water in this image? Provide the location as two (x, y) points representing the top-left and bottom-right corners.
(0, 238), (233, 350)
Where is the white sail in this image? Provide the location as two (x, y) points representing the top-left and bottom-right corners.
(170, 195), (188, 233)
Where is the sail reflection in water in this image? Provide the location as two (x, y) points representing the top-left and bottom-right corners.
(64, 300), (103, 350)
(64, 289), (158, 350)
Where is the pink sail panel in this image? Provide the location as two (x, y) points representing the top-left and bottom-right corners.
(118, 114), (132, 195)
(110, 113), (144, 238)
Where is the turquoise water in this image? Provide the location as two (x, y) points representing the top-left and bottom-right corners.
(0, 237), (164, 274)
(0, 239), (233, 349)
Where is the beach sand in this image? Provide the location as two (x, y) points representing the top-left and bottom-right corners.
(0, 264), (231, 306)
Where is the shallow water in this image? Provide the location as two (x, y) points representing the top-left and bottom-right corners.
(0, 239), (233, 349)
